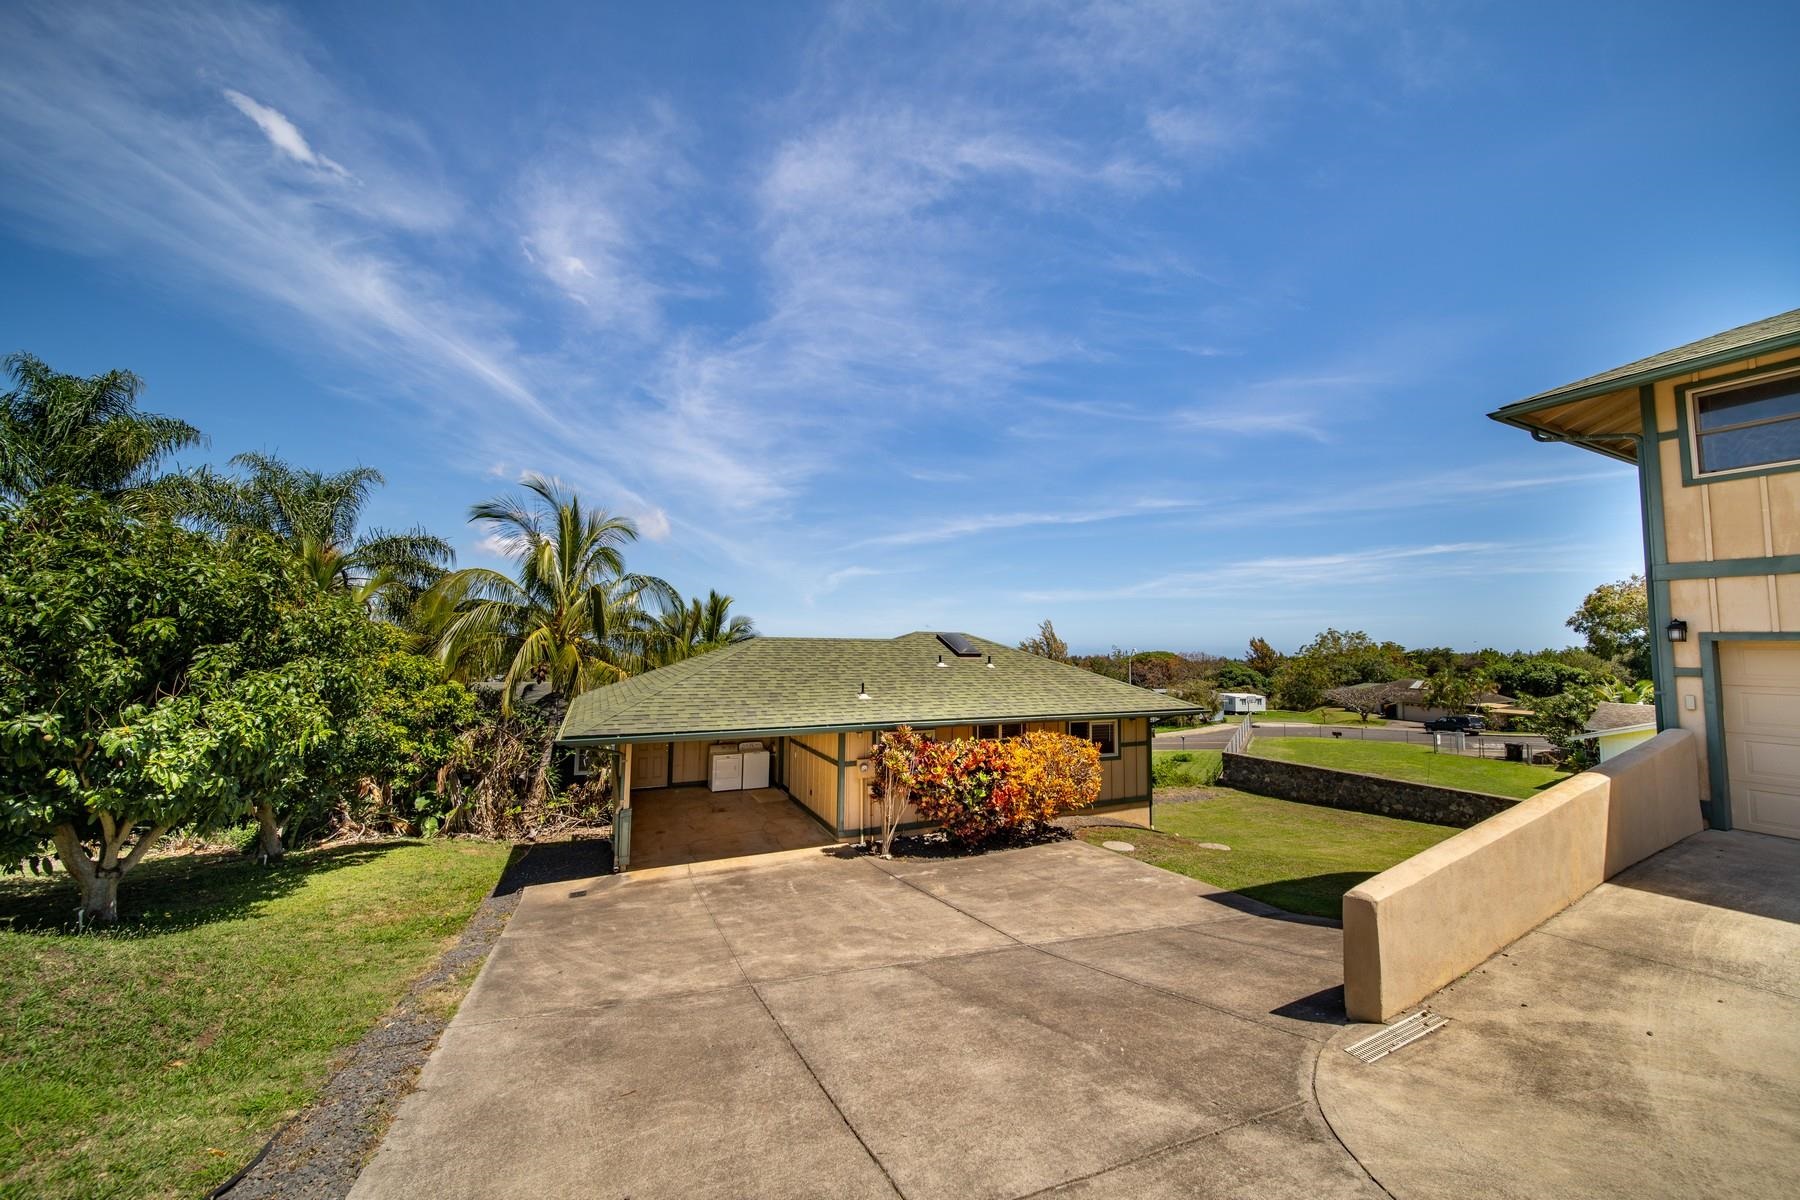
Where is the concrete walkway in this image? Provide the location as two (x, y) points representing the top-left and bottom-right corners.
(1318, 830), (1800, 1200)
(349, 840), (1375, 1200)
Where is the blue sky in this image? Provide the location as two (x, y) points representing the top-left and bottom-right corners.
(2, 1), (1796, 655)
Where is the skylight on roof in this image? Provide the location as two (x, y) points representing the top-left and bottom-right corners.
(936, 632), (981, 657)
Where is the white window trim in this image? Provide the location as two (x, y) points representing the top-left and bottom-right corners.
(1687, 364), (1800, 479)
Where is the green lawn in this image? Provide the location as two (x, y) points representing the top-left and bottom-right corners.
(1247, 738), (1570, 799)
(1082, 789), (1458, 918)
(0, 839), (509, 1200)
(1255, 707), (1388, 726)
(1152, 749), (1223, 788)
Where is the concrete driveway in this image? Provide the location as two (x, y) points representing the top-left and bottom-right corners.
(348, 840), (1375, 1200)
(1318, 830), (1800, 1200)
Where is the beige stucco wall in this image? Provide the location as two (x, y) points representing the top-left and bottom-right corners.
(1342, 730), (1703, 1022)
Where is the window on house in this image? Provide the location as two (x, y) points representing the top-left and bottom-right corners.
(1693, 369), (1800, 475)
(1066, 720), (1119, 758)
(974, 722), (1026, 740)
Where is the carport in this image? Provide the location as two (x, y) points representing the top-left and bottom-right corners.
(558, 632), (1202, 870)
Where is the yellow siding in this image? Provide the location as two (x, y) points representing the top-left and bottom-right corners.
(784, 732), (840, 829)
(1647, 348), (1800, 811)
(671, 739), (710, 785)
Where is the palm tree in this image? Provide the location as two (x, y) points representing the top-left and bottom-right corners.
(0, 351), (202, 502)
(427, 474), (676, 712)
(1597, 677), (1654, 705)
(179, 452), (453, 618)
(654, 589), (756, 664)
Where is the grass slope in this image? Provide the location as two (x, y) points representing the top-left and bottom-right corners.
(1256, 707), (1388, 726)
(1248, 738), (1570, 799)
(0, 840), (509, 1200)
(1081, 789), (1457, 918)
(1152, 749), (1222, 788)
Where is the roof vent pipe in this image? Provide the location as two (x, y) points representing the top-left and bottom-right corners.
(936, 654), (946, 667)
(857, 681), (871, 700)
(985, 655), (995, 669)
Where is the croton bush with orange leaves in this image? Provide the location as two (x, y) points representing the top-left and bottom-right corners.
(875, 725), (1103, 847)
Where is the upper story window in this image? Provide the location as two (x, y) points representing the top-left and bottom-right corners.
(1692, 368), (1800, 476)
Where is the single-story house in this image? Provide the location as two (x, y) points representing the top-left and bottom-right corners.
(557, 631), (1202, 868)
(1325, 679), (1518, 724)
(1490, 307), (1800, 839)
(1572, 702), (1659, 762)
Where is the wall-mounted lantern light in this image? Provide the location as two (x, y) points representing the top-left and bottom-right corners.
(1665, 618), (1689, 643)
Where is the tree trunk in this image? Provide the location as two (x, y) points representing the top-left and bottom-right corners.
(530, 695), (569, 804)
(50, 823), (131, 925)
(254, 801), (286, 860)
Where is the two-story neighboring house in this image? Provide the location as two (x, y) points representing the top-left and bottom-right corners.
(1491, 309), (1800, 840)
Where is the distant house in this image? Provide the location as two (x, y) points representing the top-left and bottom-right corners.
(1573, 702), (1659, 763)
(1326, 679), (1518, 724)
(1491, 307), (1800, 839)
(556, 632), (1201, 869)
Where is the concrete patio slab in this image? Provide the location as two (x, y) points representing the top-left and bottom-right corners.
(1317, 830), (1800, 1200)
(1043, 923), (1347, 1041)
(458, 872), (744, 1022)
(349, 986), (899, 1200)
(691, 853), (1012, 981)
(628, 785), (838, 870)
(758, 946), (1308, 1200)
(1041, 1105), (1385, 1200)
(870, 840), (1275, 942)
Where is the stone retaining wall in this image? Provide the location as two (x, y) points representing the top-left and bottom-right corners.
(1219, 752), (1516, 828)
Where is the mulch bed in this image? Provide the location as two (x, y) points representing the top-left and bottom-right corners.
(879, 823), (1072, 858)
(213, 835), (611, 1200)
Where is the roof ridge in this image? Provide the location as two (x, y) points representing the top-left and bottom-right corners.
(575, 638), (759, 726)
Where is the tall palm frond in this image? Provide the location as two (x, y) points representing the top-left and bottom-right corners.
(0, 351), (203, 502)
(176, 452), (452, 618)
(653, 588), (757, 665)
(428, 474), (676, 710)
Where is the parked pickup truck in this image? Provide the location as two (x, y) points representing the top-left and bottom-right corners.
(1423, 714), (1486, 734)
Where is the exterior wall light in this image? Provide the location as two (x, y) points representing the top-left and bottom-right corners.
(1665, 619), (1688, 643)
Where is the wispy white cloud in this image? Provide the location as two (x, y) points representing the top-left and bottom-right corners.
(1018, 540), (1579, 604)
(222, 88), (349, 178)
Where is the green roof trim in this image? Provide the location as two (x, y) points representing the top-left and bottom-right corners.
(1490, 307), (1800, 420)
(557, 632), (1202, 744)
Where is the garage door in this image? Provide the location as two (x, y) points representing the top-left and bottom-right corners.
(1721, 641), (1800, 839)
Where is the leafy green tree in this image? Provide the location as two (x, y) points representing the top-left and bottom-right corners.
(0, 491), (370, 921)
(1212, 661), (1269, 694)
(1568, 575), (1651, 679)
(178, 452), (453, 620)
(1019, 619), (1071, 662)
(1525, 686), (1604, 768)
(342, 629), (479, 835)
(1271, 656), (1334, 711)
(653, 589), (756, 665)
(1421, 665), (1487, 715)
(1245, 637), (1282, 677)
(0, 351), (201, 503)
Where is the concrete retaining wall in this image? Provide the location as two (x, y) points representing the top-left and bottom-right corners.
(1219, 752), (1516, 828)
(1342, 729), (1704, 1022)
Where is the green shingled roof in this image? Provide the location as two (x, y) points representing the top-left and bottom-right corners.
(558, 632), (1201, 743)
(1494, 307), (1800, 417)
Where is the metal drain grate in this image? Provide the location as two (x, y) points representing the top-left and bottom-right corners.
(1344, 1010), (1448, 1063)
